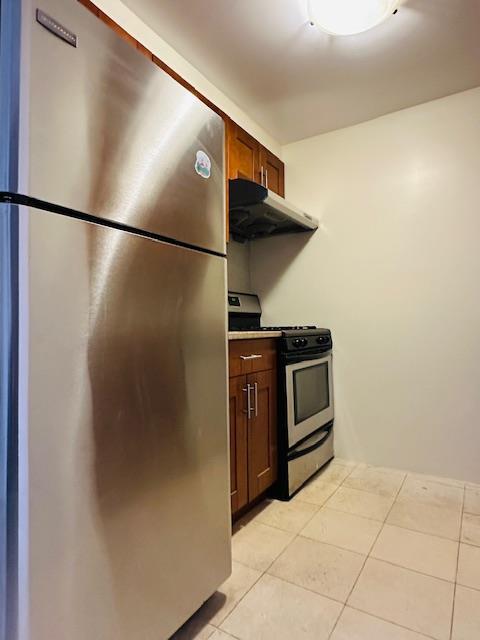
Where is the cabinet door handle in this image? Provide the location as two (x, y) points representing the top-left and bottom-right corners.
(240, 354), (262, 360)
(243, 384), (252, 417)
(260, 165), (264, 185)
(265, 168), (268, 190)
(254, 382), (258, 417)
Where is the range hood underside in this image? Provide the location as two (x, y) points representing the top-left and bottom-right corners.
(230, 203), (314, 242)
(228, 178), (318, 242)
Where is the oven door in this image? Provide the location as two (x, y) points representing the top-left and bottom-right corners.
(285, 353), (334, 448)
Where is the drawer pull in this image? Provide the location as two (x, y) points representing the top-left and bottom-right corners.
(240, 354), (263, 361)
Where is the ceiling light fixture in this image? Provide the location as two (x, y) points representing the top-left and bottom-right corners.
(308, 0), (401, 36)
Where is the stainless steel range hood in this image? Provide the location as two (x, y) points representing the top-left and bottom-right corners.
(229, 178), (318, 241)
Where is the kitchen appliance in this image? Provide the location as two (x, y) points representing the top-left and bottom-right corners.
(1, 2), (230, 639)
(228, 292), (315, 332)
(277, 330), (334, 499)
(227, 293), (334, 499)
(229, 178), (318, 241)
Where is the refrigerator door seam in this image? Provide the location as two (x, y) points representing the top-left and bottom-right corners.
(0, 192), (226, 258)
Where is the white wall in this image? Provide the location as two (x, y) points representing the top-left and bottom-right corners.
(251, 87), (480, 483)
(91, 0), (281, 156)
(227, 240), (252, 293)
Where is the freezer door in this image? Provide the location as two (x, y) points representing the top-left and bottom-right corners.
(21, 207), (230, 640)
(21, 0), (225, 254)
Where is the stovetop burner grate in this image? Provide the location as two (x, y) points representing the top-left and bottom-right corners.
(260, 325), (317, 331)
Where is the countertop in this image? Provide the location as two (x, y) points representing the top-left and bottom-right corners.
(228, 331), (282, 340)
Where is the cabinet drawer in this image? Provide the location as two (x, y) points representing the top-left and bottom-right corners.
(229, 338), (277, 377)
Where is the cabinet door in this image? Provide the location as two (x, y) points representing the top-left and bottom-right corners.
(227, 121), (260, 183)
(229, 376), (249, 515)
(259, 147), (285, 197)
(247, 370), (278, 501)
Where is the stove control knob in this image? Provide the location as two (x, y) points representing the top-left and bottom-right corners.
(292, 338), (302, 347)
(317, 336), (325, 344)
(301, 338), (308, 347)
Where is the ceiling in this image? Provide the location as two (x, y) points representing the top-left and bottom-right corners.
(122, 0), (480, 144)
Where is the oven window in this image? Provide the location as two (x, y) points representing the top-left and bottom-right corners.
(293, 362), (330, 424)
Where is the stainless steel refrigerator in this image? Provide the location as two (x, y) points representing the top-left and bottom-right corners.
(0, 1), (231, 639)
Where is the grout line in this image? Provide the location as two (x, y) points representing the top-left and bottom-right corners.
(450, 484), (466, 640)
(297, 532), (374, 557)
(345, 603), (439, 640)
(223, 461), (469, 639)
(290, 534), (367, 559)
(326, 467), (409, 639)
(319, 502), (393, 522)
(378, 518), (461, 543)
(366, 555), (457, 585)
(221, 460), (355, 633)
(214, 564), (264, 631)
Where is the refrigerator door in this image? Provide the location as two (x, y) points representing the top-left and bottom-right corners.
(20, 0), (225, 254)
(20, 207), (230, 640)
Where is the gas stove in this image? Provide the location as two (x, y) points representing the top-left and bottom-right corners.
(227, 291), (334, 501)
(227, 292), (321, 336)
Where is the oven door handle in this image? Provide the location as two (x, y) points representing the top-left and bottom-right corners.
(283, 349), (331, 365)
(288, 424), (333, 461)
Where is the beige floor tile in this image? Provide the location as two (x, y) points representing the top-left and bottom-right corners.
(387, 500), (462, 540)
(348, 558), (454, 640)
(465, 482), (480, 490)
(409, 472), (465, 489)
(452, 585), (480, 640)
(315, 461), (354, 485)
(330, 606), (432, 639)
(457, 543), (480, 590)
(399, 477), (464, 510)
(332, 458), (358, 468)
(371, 524), (458, 581)
(196, 561), (261, 626)
(461, 513), (480, 546)
(294, 480), (339, 506)
(231, 522), (295, 572)
(326, 486), (394, 521)
(301, 507), (382, 554)
(464, 487), (480, 515)
(209, 631), (237, 640)
(344, 466), (405, 497)
(268, 536), (365, 602)
(251, 498), (319, 533)
(220, 574), (342, 640)
(170, 620), (216, 640)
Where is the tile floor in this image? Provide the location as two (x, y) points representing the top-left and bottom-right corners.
(171, 459), (480, 640)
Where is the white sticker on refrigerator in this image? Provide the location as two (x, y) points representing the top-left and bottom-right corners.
(195, 150), (211, 179)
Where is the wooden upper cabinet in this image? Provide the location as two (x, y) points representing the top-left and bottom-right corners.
(259, 147), (285, 197)
(227, 121), (285, 197)
(227, 120), (260, 183)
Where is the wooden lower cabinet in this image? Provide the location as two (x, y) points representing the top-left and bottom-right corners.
(229, 376), (249, 513)
(229, 339), (278, 517)
(247, 369), (278, 502)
